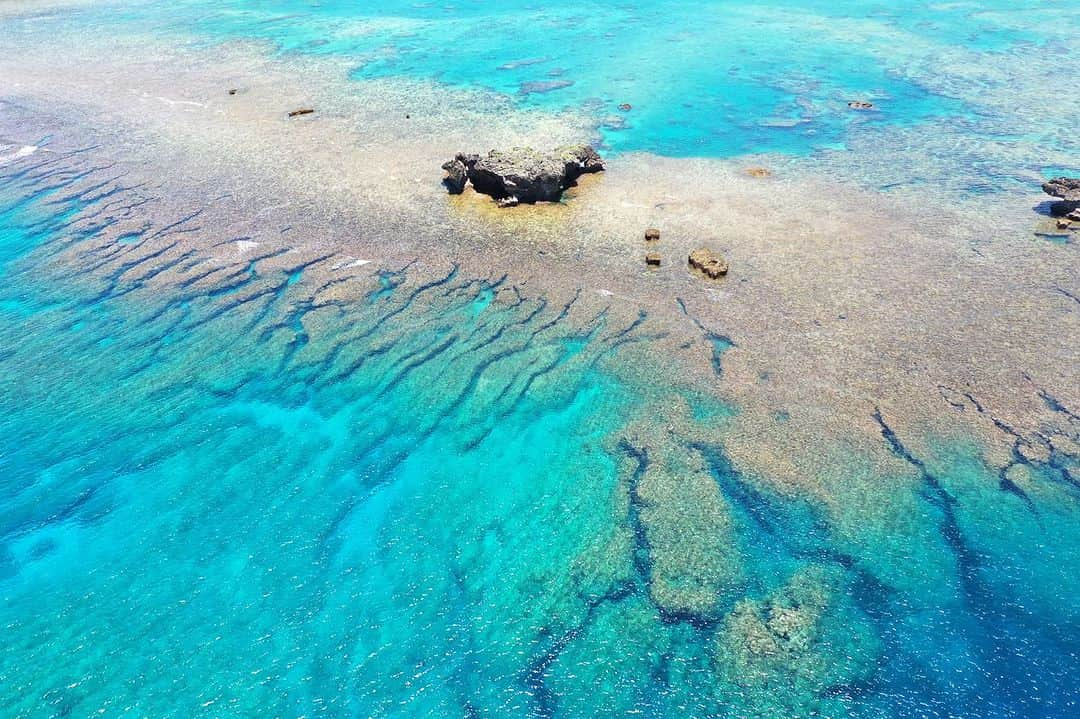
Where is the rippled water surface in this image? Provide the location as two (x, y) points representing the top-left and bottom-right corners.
(2, 135), (1078, 719)
(93, 0), (1079, 173)
(1, 1), (1080, 717)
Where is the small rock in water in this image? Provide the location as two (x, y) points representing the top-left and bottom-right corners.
(287, 107), (315, 117)
(1049, 201), (1079, 217)
(1042, 177), (1080, 201)
(689, 248), (729, 279)
(645, 253), (662, 267)
(645, 228), (660, 242)
(745, 166), (771, 178)
(227, 88), (237, 96)
(618, 103), (633, 111)
(1034, 216), (1073, 239)
(1042, 177), (1080, 217)
(847, 100), (874, 110)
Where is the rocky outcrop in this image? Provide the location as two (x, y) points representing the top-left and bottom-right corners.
(1043, 177), (1080, 200)
(689, 248), (729, 279)
(1043, 176), (1080, 216)
(441, 145), (604, 206)
(440, 153), (474, 195)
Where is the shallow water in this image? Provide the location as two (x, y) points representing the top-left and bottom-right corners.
(27, 0), (1076, 180)
(1, 134), (1079, 719)
(1, 1), (1080, 718)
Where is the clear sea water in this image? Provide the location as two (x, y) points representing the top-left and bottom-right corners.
(116, 0), (1080, 175)
(2, 2), (1080, 717)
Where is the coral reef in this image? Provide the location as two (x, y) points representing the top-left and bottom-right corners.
(713, 566), (882, 716)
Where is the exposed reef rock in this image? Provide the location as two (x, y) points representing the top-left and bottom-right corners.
(1049, 202), (1078, 218)
(645, 228), (660, 242)
(440, 153), (473, 195)
(1043, 177), (1080, 200)
(1043, 176), (1080, 216)
(441, 145), (604, 205)
(645, 252), (661, 267)
(689, 248), (729, 279)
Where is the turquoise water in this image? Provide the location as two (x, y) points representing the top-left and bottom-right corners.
(79, 0), (1073, 178)
(2, 1), (1080, 716)
(2, 139), (1080, 717)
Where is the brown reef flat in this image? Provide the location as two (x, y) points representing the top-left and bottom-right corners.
(0, 22), (1076, 511)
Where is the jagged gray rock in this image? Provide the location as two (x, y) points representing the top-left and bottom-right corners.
(441, 153), (476, 195)
(441, 145), (604, 205)
(1042, 176), (1080, 216)
(1043, 177), (1080, 201)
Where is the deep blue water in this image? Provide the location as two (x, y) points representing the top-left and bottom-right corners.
(2, 1), (1080, 717)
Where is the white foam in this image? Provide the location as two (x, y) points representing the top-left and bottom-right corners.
(133, 90), (206, 108)
(156, 96), (206, 108)
(332, 257), (373, 270)
(595, 288), (635, 302)
(0, 144), (38, 166)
